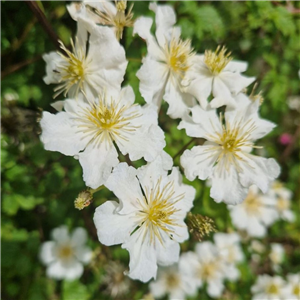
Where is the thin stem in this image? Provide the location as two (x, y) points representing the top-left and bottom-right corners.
(25, 1), (60, 49)
(172, 138), (196, 160)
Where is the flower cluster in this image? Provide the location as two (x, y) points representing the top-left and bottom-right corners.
(39, 1), (284, 284)
(149, 232), (244, 299)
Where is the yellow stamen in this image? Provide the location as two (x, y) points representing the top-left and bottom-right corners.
(58, 245), (73, 259)
(204, 45), (232, 75)
(267, 283), (279, 295)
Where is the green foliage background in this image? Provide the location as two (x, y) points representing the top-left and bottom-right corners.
(1, 1), (300, 300)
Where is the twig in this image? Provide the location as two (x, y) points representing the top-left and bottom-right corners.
(1, 55), (42, 79)
(25, 1), (60, 49)
(172, 138), (197, 160)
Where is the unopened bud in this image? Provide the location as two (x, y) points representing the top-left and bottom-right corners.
(186, 212), (217, 241)
(75, 190), (93, 210)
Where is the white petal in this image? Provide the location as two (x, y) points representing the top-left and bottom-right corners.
(164, 79), (194, 119)
(210, 165), (249, 204)
(156, 237), (180, 266)
(46, 260), (67, 280)
(229, 205), (249, 230)
(219, 72), (255, 95)
(71, 228), (87, 247)
(116, 105), (166, 162)
(136, 56), (168, 107)
(225, 264), (240, 281)
(51, 100), (64, 112)
(247, 216), (266, 237)
(40, 111), (86, 156)
(180, 145), (218, 181)
(207, 279), (224, 298)
(238, 155), (280, 194)
(105, 163), (143, 214)
(40, 241), (56, 265)
(149, 278), (167, 298)
(79, 143), (119, 189)
(225, 60), (248, 73)
(177, 115), (203, 138)
(210, 76), (236, 108)
(74, 246), (92, 264)
(150, 3), (176, 47)
(122, 227), (158, 282)
(51, 226), (70, 244)
(42, 52), (63, 84)
(63, 261), (84, 281)
(93, 201), (134, 246)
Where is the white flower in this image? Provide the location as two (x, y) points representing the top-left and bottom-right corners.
(133, 3), (196, 119)
(179, 98), (280, 204)
(251, 275), (287, 300)
(43, 16), (127, 99)
(67, 0), (134, 41)
(269, 243), (284, 272)
(228, 185), (278, 237)
(282, 273), (300, 300)
(179, 242), (227, 298)
(182, 46), (255, 109)
(40, 86), (166, 189)
(93, 156), (195, 282)
(149, 264), (197, 300)
(213, 232), (244, 281)
(270, 181), (295, 222)
(39, 226), (92, 280)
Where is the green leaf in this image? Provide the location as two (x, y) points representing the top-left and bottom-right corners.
(62, 280), (90, 300)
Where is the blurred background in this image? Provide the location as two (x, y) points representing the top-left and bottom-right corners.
(1, 1), (300, 300)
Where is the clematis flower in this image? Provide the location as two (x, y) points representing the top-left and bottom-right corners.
(67, 0), (134, 41)
(213, 232), (244, 282)
(149, 264), (197, 300)
(282, 273), (300, 300)
(179, 98), (280, 204)
(270, 181), (295, 222)
(39, 226), (92, 280)
(269, 243), (285, 271)
(40, 86), (166, 189)
(93, 156), (195, 282)
(228, 185), (278, 237)
(251, 275), (287, 300)
(43, 16), (127, 99)
(182, 45), (255, 109)
(179, 242), (227, 298)
(133, 3), (196, 119)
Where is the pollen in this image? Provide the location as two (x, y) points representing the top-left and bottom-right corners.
(267, 283), (279, 295)
(54, 39), (89, 99)
(74, 94), (141, 147)
(58, 245), (73, 259)
(136, 178), (184, 245)
(204, 45), (232, 75)
(165, 37), (194, 78)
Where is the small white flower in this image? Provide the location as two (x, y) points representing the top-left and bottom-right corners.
(213, 232), (244, 282)
(40, 86), (166, 189)
(93, 156), (195, 282)
(149, 264), (197, 300)
(283, 273), (300, 300)
(179, 242), (227, 299)
(67, 0), (134, 41)
(133, 3), (196, 119)
(251, 274), (286, 300)
(182, 46), (255, 109)
(39, 226), (92, 280)
(43, 16), (127, 99)
(250, 240), (266, 254)
(179, 98), (280, 204)
(228, 185), (278, 237)
(269, 243), (284, 271)
(270, 181), (295, 222)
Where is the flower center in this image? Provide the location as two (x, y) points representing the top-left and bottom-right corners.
(165, 37), (194, 78)
(276, 197), (289, 212)
(293, 285), (300, 296)
(58, 245), (73, 259)
(74, 96), (140, 147)
(244, 191), (262, 215)
(199, 262), (218, 281)
(54, 39), (88, 98)
(166, 273), (180, 288)
(204, 46), (232, 75)
(136, 178), (184, 245)
(267, 283), (279, 295)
